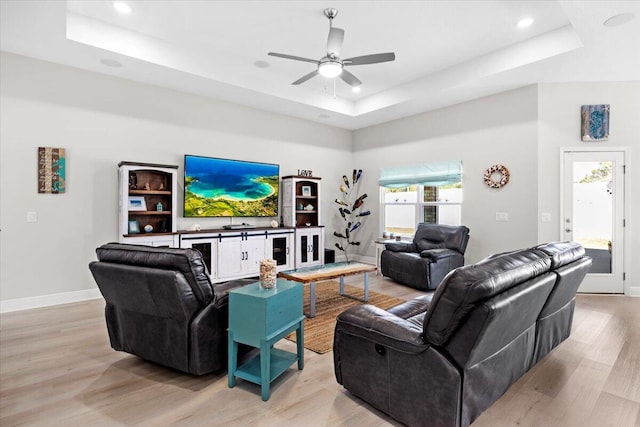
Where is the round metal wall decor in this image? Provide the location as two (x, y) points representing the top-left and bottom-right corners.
(484, 164), (510, 189)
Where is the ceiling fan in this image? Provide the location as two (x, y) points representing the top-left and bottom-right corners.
(268, 8), (395, 89)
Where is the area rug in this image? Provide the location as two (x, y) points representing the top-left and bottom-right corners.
(285, 281), (405, 354)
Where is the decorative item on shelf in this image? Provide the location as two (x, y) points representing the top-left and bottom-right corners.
(129, 172), (137, 190)
(483, 164), (510, 189)
(159, 218), (168, 232)
(156, 201), (163, 211)
(259, 259), (277, 289)
(128, 196), (147, 211)
(334, 169), (368, 263)
(270, 220), (278, 228)
(158, 182), (165, 190)
(191, 223), (201, 231)
(297, 202), (304, 210)
(279, 215), (284, 227)
(297, 169), (313, 177)
(305, 204), (314, 211)
(143, 224), (153, 233)
(302, 185), (312, 196)
(144, 182), (151, 191)
(128, 220), (140, 234)
(305, 222), (311, 226)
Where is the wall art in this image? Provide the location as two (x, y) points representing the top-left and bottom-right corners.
(581, 104), (610, 142)
(38, 147), (66, 193)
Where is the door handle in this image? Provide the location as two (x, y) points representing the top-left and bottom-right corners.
(565, 228), (572, 233)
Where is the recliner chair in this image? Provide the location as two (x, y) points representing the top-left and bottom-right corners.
(380, 223), (470, 290)
(89, 243), (254, 375)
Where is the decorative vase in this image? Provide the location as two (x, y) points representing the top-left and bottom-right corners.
(259, 259), (277, 289)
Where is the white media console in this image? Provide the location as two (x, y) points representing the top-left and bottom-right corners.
(179, 227), (292, 283)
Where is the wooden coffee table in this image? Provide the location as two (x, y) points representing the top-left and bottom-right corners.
(278, 262), (377, 318)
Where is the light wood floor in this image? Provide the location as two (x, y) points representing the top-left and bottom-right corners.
(1, 275), (639, 426)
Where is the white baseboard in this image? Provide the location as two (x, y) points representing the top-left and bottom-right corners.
(627, 286), (640, 297)
(0, 288), (103, 313)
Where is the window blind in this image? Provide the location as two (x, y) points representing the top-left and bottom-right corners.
(378, 161), (462, 188)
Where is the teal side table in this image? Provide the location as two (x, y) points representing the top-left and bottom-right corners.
(228, 279), (304, 401)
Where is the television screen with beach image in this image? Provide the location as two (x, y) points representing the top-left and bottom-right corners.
(184, 155), (279, 217)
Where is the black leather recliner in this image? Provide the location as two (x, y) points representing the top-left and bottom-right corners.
(380, 223), (470, 290)
(334, 241), (591, 427)
(89, 243), (254, 375)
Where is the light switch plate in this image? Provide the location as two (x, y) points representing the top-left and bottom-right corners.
(495, 212), (509, 221)
(27, 211), (38, 222)
(541, 212), (551, 222)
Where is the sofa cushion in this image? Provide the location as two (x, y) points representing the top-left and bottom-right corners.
(536, 241), (586, 269)
(96, 243), (214, 304)
(423, 248), (551, 346)
(420, 248), (459, 261)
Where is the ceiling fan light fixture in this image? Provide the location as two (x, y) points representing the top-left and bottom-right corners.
(318, 61), (343, 78)
(517, 17), (534, 29)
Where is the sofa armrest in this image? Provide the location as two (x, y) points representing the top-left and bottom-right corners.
(420, 248), (459, 261)
(336, 305), (428, 354)
(384, 242), (417, 252)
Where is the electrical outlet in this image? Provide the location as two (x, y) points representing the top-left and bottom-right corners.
(26, 211), (38, 222)
(495, 212), (509, 222)
(541, 212), (551, 223)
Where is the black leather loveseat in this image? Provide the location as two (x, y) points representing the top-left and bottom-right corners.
(381, 223), (470, 290)
(89, 243), (254, 375)
(334, 241), (591, 427)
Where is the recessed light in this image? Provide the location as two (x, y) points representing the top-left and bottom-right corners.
(254, 60), (270, 69)
(603, 12), (635, 27)
(100, 58), (122, 68)
(351, 86), (361, 93)
(113, 1), (132, 15)
(517, 17), (534, 29)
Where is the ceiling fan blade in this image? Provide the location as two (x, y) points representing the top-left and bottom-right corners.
(268, 52), (320, 65)
(339, 69), (362, 87)
(292, 70), (319, 85)
(327, 27), (344, 57)
(344, 52), (396, 66)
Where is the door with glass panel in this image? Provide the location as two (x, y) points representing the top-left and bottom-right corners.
(562, 150), (625, 293)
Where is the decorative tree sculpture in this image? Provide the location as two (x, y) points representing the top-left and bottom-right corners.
(334, 169), (370, 263)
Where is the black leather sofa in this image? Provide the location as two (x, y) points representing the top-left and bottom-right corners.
(89, 243), (254, 375)
(334, 241), (591, 427)
(380, 223), (470, 290)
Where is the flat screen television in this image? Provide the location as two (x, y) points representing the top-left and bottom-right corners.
(183, 155), (279, 217)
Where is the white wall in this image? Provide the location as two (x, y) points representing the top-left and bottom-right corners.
(2, 52), (637, 307)
(537, 82), (640, 296)
(0, 53), (352, 305)
(352, 86), (540, 264)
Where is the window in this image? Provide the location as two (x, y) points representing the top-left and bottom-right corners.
(379, 162), (462, 237)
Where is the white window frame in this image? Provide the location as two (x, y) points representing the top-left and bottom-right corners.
(379, 184), (462, 238)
